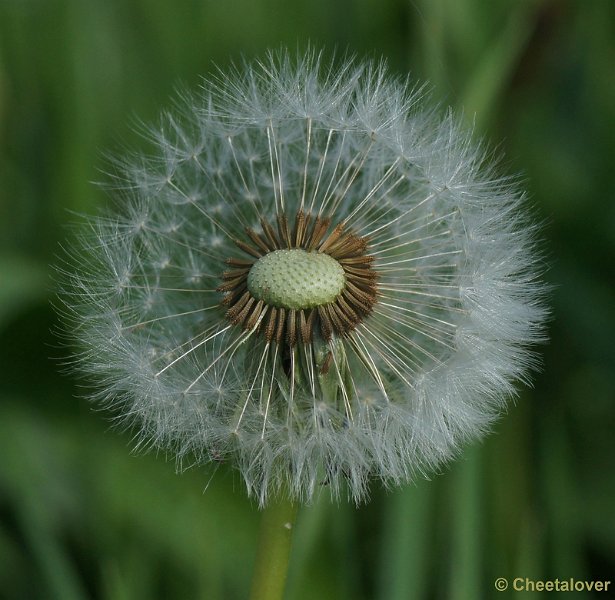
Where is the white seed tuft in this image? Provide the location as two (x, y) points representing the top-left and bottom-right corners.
(60, 48), (548, 506)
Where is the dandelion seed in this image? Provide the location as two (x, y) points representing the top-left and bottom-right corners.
(60, 49), (547, 506)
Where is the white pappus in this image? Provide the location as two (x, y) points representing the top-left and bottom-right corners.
(60, 49), (548, 506)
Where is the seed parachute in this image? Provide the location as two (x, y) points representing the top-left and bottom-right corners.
(60, 49), (547, 505)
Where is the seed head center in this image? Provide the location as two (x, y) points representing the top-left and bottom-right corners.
(220, 210), (378, 344)
(247, 249), (345, 310)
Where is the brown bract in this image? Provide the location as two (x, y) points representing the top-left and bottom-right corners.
(218, 209), (378, 348)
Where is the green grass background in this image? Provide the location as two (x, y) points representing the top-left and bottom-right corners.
(1, 0), (614, 598)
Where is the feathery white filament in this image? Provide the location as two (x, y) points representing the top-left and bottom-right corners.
(62, 49), (547, 506)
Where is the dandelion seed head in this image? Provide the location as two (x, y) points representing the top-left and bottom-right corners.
(61, 48), (547, 505)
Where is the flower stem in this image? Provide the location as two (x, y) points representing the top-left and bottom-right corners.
(249, 497), (297, 600)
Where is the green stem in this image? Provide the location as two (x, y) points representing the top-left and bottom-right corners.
(249, 497), (298, 600)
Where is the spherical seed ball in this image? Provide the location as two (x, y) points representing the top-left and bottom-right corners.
(248, 249), (346, 310)
(60, 48), (548, 506)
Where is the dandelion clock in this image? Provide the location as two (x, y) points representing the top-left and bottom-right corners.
(59, 49), (547, 599)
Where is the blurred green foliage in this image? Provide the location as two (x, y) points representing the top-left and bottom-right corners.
(1, 0), (614, 598)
